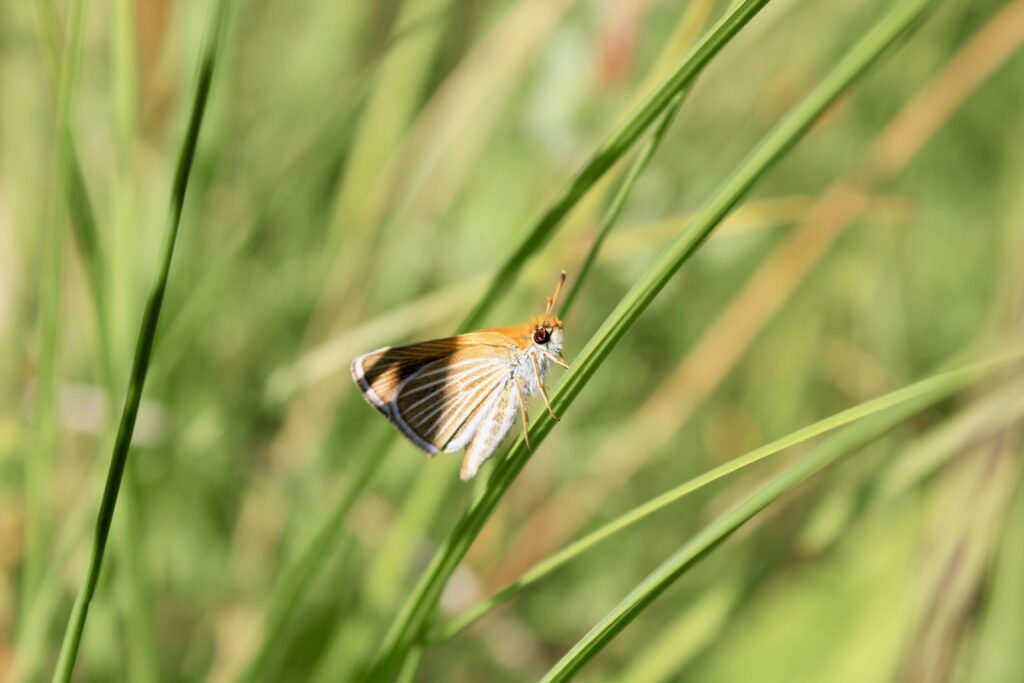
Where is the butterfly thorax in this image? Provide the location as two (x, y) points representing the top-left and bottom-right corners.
(479, 323), (564, 398)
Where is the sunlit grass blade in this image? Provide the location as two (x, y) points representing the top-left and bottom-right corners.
(539, 354), (1011, 682)
(365, 0), (937, 675)
(560, 90), (688, 319)
(50, 2), (233, 680)
(432, 345), (1024, 641)
(460, 0), (772, 330)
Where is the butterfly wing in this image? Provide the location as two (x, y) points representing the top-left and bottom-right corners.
(460, 381), (521, 480)
(351, 333), (515, 455)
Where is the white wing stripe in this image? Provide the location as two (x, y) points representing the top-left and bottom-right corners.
(445, 378), (502, 441)
(401, 357), (499, 385)
(399, 365), (505, 429)
(391, 360), (505, 452)
(400, 363), (506, 413)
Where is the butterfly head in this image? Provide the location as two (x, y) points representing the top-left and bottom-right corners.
(531, 318), (564, 355)
(532, 271), (567, 358)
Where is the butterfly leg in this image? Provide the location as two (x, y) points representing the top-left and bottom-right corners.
(541, 349), (569, 370)
(530, 353), (559, 421)
(514, 378), (532, 450)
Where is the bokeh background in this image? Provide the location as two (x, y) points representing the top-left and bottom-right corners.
(2, 0), (1024, 681)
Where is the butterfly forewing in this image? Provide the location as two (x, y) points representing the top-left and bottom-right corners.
(351, 333), (517, 455)
(351, 338), (462, 416)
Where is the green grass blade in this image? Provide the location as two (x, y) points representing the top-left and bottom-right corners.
(539, 368), (953, 682)
(365, 0), (936, 675)
(560, 89), (688, 319)
(49, 2), (234, 680)
(459, 0), (772, 330)
(433, 345), (1024, 642)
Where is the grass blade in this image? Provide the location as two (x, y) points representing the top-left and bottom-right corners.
(433, 345), (1024, 642)
(460, 0), (772, 330)
(560, 89), (688, 319)
(50, 2), (233, 680)
(538, 354), (967, 682)
(33, 0), (114, 386)
(366, 0), (936, 675)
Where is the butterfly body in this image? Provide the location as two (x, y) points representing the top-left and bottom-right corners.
(351, 275), (568, 480)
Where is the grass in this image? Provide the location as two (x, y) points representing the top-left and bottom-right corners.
(20, 0), (83, 626)
(366, 0), (939, 675)
(50, 1), (233, 680)
(2, 0), (1023, 681)
(431, 346), (1024, 642)
(537, 343), (1019, 682)
(238, 3), (763, 677)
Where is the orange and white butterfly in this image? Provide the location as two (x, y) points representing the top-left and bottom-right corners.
(351, 273), (569, 480)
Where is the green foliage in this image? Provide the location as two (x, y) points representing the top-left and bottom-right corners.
(1, 0), (1022, 681)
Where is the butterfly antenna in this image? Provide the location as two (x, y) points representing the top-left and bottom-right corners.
(543, 271), (567, 324)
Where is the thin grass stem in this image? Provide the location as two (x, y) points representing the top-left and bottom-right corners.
(460, 0), (772, 330)
(50, 2), (233, 680)
(561, 90), (688, 319)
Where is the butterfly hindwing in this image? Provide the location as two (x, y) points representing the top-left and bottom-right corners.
(460, 381), (521, 480)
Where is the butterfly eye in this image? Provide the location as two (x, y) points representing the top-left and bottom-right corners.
(533, 328), (549, 344)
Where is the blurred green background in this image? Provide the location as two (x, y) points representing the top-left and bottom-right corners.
(2, 0), (1023, 681)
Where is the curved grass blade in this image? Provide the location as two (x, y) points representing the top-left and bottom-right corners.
(50, 2), (234, 681)
(365, 0), (937, 675)
(560, 90), (688, 319)
(432, 345), (1024, 642)
(460, 0), (772, 330)
(538, 349), (970, 682)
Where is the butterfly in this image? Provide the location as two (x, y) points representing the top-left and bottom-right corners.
(351, 273), (569, 480)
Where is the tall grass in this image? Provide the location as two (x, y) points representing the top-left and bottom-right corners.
(366, 0), (939, 677)
(237, 3), (766, 677)
(2, 0), (1023, 681)
(50, 2), (233, 680)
